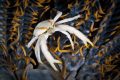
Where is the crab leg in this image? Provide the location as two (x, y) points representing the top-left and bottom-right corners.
(53, 11), (62, 23)
(55, 15), (80, 25)
(59, 31), (74, 49)
(40, 34), (62, 71)
(35, 37), (43, 64)
(56, 25), (94, 47)
(54, 27), (74, 49)
(27, 36), (38, 48)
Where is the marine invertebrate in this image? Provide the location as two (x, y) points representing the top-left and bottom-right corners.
(0, 0), (120, 80)
(27, 11), (94, 71)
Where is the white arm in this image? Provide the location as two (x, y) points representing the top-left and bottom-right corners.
(40, 34), (61, 71)
(53, 11), (62, 23)
(35, 37), (43, 64)
(27, 36), (38, 48)
(55, 15), (80, 25)
(56, 25), (94, 47)
(54, 27), (74, 49)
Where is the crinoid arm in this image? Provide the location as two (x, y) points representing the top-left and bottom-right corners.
(56, 25), (94, 47)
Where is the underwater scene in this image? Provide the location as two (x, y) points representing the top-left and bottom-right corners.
(0, 0), (120, 80)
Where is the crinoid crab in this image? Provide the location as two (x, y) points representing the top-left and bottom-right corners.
(27, 11), (94, 71)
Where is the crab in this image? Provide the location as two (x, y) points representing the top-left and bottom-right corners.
(27, 11), (94, 71)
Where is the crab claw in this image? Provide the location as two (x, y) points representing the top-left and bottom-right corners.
(56, 25), (94, 47)
(40, 34), (62, 71)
